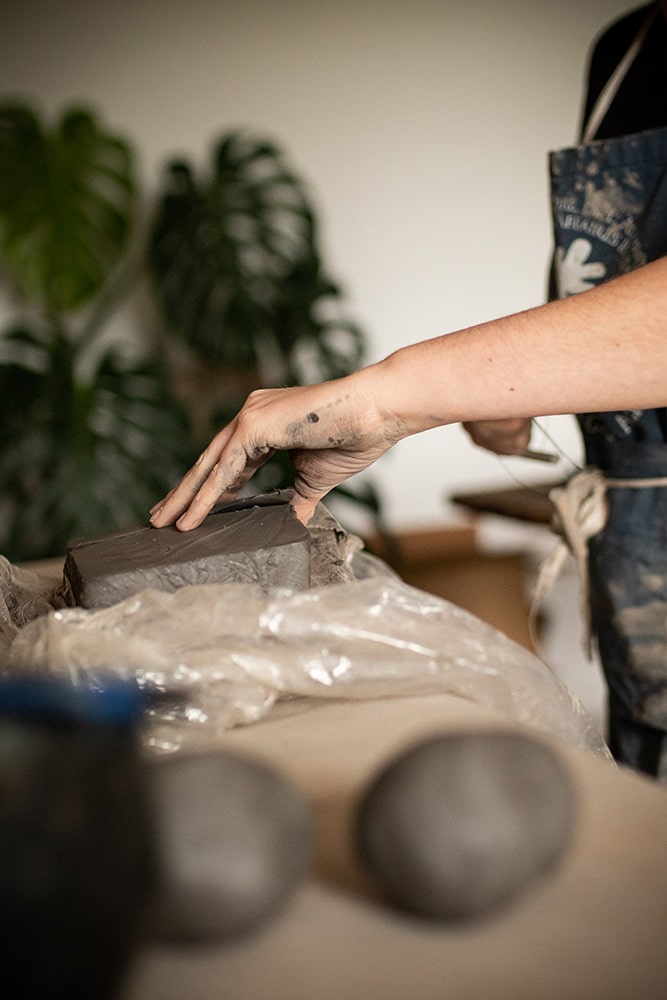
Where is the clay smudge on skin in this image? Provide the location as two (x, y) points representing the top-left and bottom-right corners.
(286, 397), (408, 451)
(188, 466), (218, 498)
(210, 445), (252, 494)
(251, 443), (274, 458)
(286, 398), (349, 442)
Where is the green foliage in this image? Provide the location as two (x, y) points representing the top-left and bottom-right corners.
(0, 102), (190, 561)
(0, 326), (190, 561)
(0, 105), (379, 562)
(0, 103), (135, 310)
(148, 131), (377, 514)
(149, 131), (366, 387)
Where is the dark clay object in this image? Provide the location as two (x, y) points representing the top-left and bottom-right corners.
(146, 750), (312, 944)
(0, 676), (154, 1000)
(356, 729), (577, 922)
(62, 491), (311, 608)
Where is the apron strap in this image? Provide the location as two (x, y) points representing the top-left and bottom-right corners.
(606, 475), (667, 487)
(582, 5), (659, 144)
(529, 470), (607, 661)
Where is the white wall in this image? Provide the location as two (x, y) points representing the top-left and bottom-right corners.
(1, 0), (632, 531)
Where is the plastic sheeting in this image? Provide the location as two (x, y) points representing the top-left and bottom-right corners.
(2, 546), (610, 760)
(0, 557), (65, 657)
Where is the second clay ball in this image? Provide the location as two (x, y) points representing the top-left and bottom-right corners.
(356, 728), (577, 922)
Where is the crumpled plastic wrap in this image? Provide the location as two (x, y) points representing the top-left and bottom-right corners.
(0, 557), (65, 657)
(3, 551), (610, 760)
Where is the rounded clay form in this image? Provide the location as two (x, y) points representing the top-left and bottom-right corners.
(356, 729), (577, 922)
(147, 750), (312, 944)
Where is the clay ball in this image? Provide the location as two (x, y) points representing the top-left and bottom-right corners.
(146, 750), (312, 944)
(356, 729), (577, 922)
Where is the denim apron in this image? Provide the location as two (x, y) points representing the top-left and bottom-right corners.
(549, 7), (667, 777)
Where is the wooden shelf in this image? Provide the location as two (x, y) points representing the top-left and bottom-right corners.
(450, 480), (564, 525)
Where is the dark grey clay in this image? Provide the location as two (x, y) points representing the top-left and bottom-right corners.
(63, 491), (311, 608)
(146, 750), (312, 944)
(356, 729), (577, 922)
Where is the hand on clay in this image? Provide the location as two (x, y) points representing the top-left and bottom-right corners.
(462, 418), (533, 456)
(149, 373), (405, 528)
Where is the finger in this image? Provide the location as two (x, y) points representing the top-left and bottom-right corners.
(175, 446), (276, 531)
(150, 459), (219, 528)
(149, 486), (176, 517)
(290, 493), (319, 525)
(172, 444), (251, 530)
(171, 429), (280, 530)
(150, 426), (240, 527)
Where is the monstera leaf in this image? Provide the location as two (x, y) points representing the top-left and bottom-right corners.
(0, 103), (193, 562)
(147, 129), (375, 514)
(0, 326), (191, 562)
(148, 130), (364, 375)
(0, 102), (135, 311)
(271, 254), (366, 385)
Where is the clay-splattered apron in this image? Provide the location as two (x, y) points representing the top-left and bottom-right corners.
(549, 8), (667, 777)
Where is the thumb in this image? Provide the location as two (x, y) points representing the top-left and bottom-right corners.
(290, 490), (321, 525)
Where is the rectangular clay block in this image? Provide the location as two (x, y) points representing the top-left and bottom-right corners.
(62, 491), (311, 609)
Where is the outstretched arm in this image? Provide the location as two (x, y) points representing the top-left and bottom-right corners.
(150, 256), (667, 528)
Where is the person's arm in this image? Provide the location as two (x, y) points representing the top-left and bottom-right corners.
(150, 256), (667, 528)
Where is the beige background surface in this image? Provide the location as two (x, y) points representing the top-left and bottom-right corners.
(125, 694), (667, 1000)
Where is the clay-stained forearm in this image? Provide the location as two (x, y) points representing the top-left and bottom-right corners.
(372, 256), (667, 434)
(151, 257), (667, 529)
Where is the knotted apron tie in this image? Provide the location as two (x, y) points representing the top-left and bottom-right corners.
(529, 468), (667, 660)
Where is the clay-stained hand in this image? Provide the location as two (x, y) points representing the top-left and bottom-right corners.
(462, 417), (533, 456)
(149, 374), (405, 529)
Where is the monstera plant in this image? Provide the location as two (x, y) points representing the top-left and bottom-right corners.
(0, 102), (190, 561)
(0, 105), (380, 563)
(148, 131), (381, 510)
